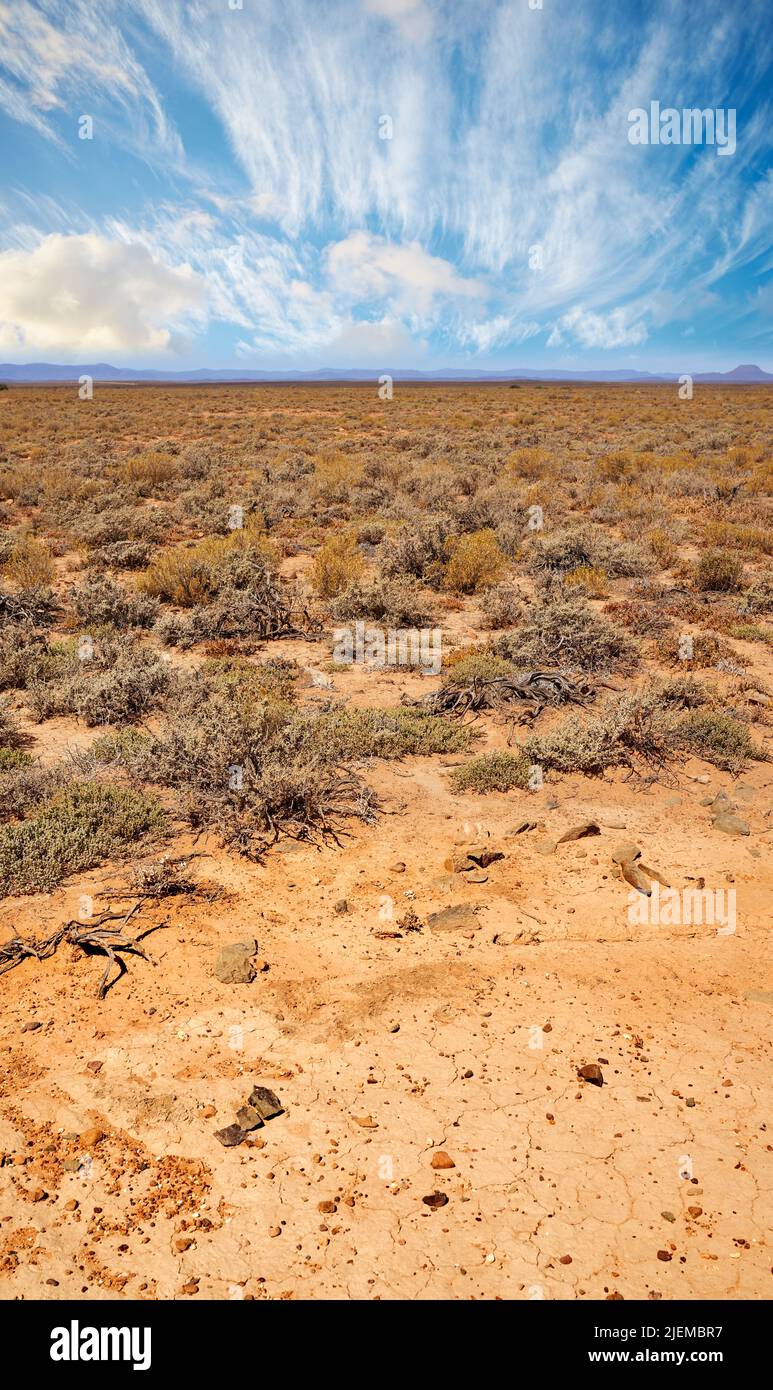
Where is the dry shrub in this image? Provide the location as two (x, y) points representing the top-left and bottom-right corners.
(444, 529), (506, 593)
(381, 517), (451, 587)
(602, 599), (672, 637)
(497, 599), (639, 673)
(480, 582), (523, 629)
(694, 550), (744, 593)
(116, 451), (177, 491)
(312, 532), (364, 598)
(654, 630), (746, 670)
(525, 691), (681, 777)
(648, 527), (679, 568)
(139, 527), (271, 606)
(69, 575), (159, 630)
(330, 576), (433, 628)
(3, 536), (55, 590)
(564, 564), (608, 598)
(528, 523), (652, 579)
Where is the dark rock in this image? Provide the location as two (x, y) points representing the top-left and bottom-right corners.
(236, 1105), (265, 1131)
(214, 1124), (247, 1147)
(247, 1085), (283, 1121)
(422, 1192), (449, 1209)
(577, 1063), (604, 1086)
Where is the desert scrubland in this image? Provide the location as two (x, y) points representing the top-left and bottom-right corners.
(0, 380), (770, 1300)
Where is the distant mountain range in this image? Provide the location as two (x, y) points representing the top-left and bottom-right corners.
(1, 361), (771, 384)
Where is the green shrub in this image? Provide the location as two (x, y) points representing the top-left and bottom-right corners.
(450, 750), (531, 793)
(0, 782), (165, 895)
(27, 640), (172, 725)
(677, 710), (764, 772)
(441, 651), (515, 685)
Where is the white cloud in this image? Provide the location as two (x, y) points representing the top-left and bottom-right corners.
(548, 306), (647, 350)
(458, 316), (541, 354)
(362, 0), (432, 43)
(324, 231), (485, 315)
(0, 233), (205, 355)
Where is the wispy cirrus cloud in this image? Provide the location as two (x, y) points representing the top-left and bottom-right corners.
(0, 0), (181, 161)
(0, 0), (770, 366)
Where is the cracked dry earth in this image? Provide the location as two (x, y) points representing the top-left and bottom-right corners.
(1, 718), (771, 1304)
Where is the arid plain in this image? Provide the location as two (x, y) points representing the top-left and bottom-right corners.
(0, 382), (770, 1300)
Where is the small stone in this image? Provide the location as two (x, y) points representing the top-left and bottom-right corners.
(559, 1254), (573, 1265)
(556, 821), (600, 845)
(86, 1060), (103, 1074)
(21, 1020), (43, 1033)
(688, 1206), (703, 1219)
(236, 1105), (265, 1131)
(577, 1064), (604, 1086)
(685, 1097), (696, 1108)
(351, 1114), (378, 1129)
(30, 1188), (47, 1202)
(64, 1199), (79, 1212)
(180, 1281), (199, 1295)
(611, 842), (641, 865)
(430, 1151), (456, 1170)
(713, 813), (750, 837)
(334, 899), (349, 915)
(175, 1236), (195, 1252)
(391, 861), (406, 873)
(79, 1127), (105, 1147)
(427, 904), (479, 934)
(214, 1124), (246, 1148)
(318, 1200), (337, 1214)
(201, 1105), (216, 1119)
(268, 1226), (282, 1238)
(422, 1192), (449, 1209)
(661, 1211), (676, 1223)
(656, 1250), (672, 1262)
(214, 939), (257, 984)
(247, 1086), (283, 1121)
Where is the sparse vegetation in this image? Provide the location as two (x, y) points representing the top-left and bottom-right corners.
(0, 782), (165, 895)
(450, 750), (531, 793)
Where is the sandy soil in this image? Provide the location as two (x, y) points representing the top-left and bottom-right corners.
(1, 649), (771, 1302)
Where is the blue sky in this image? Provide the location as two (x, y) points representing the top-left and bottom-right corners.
(0, 0), (771, 370)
